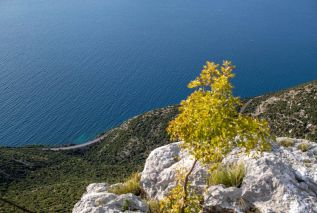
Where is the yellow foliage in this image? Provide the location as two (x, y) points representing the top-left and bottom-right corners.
(167, 60), (271, 167)
(163, 60), (272, 213)
(147, 199), (160, 213)
(160, 170), (202, 213)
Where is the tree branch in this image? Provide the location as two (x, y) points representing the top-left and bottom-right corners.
(180, 159), (198, 213)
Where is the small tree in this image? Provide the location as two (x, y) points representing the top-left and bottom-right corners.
(166, 60), (271, 212)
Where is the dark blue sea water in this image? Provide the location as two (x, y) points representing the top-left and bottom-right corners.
(1, 0), (317, 146)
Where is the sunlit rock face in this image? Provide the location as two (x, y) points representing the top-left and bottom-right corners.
(72, 183), (149, 213)
(140, 138), (317, 213)
(140, 142), (209, 200)
(73, 137), (317, 213)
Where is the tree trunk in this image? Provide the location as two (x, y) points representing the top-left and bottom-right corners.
(180, 159), (198, 213)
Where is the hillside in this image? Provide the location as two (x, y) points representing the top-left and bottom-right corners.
(243, 80), (317, 140)
(0, 106), (178, 212)
(0, 80), (317, 212)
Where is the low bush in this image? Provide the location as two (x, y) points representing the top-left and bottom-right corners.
(147, 199), (160, 213)
(279, 138), (295, 147)
(208, 163), (245, 188)
(297, 143), (310, 152)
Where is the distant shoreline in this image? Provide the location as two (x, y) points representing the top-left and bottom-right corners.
(45, 112), (143, 151)
(46, 99), (257, 151)
(44, 133), (107, 151)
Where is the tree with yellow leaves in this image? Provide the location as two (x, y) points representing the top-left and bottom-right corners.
(164, 60), (271, 212)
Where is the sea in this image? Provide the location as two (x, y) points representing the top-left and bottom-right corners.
(0, 0), (317, 146)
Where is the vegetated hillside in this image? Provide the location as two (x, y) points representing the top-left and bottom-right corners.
(0, 106), (178, 212)
(0, 80), (316, 212)
(243, 80), (317, 141)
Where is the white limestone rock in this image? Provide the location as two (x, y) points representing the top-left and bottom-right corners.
(140, 142), (209, 200)
(141, 138), (317, 213)
(73, 184), (149, 213)
(206, 139), (317, 213)
(203, 185), (243, 213)
(74, 137), (317, 213)
(86, 183), (109, 194)
(204, 146), (317, 212)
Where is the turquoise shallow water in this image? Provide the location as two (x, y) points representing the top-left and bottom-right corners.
(0, 0), (317, 146)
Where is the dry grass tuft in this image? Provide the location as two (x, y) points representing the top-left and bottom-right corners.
(279, 138), (295, 147)
(297, 143), (310, 152)
(108, 173), (141, 195)
(208, 163), (245, 188)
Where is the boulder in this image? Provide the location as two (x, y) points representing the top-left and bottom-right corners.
(204, 144), (317, 213)
(140, 142), (209, 200)
(203, 185), (243, 213)
(73, 183), (149, 213)
(141, 138), (317, 213)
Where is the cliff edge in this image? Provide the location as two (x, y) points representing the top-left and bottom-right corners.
(73, 137), (317, 213)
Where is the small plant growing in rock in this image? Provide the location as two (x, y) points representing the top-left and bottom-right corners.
(108, 173), (141, 195)
(279, 138), (295, 147)
(147, 199), (160, 213)
(159, 170), (203, 213)
(208, 163), (245, 188)
(297, 143), (310, 152)
(165, 60), (272, 212)
(122, 199), (131, 211)
(303, 159), (312, 164)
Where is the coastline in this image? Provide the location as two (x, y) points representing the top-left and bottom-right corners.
(46, 99), (256, 151)
(44, 134), (106, 151)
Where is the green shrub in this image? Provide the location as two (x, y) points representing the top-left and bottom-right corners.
(279, 138), (295, 147)
(303, 159), (312, 164)
(297, 143), (310, 152)
(208, 163), (245, 188)
(108, 173), (141, 195)
(122, 199), (131, 211)
(147, 199), (160, 213)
